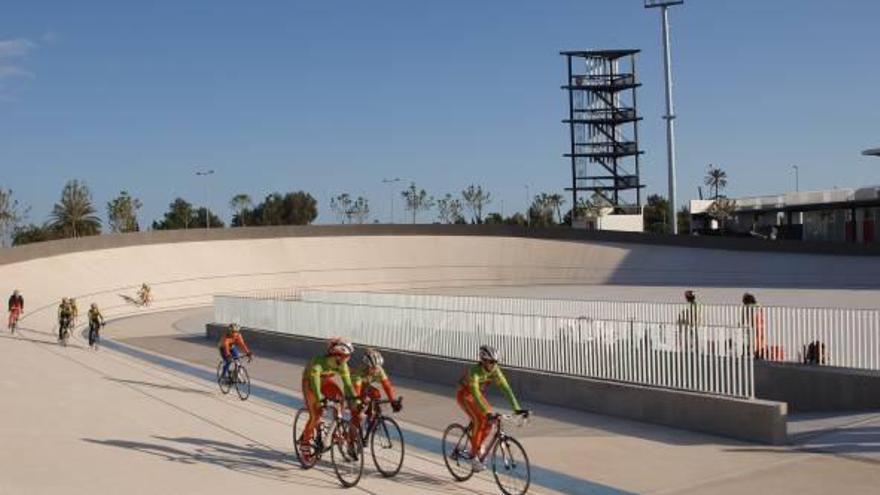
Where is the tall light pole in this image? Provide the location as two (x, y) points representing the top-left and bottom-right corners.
(646, 0), (683, 234)
(382, 178), (402, 224)
(525, 184), (531, 227)
(196, 169), (215, 230)
(791, 165), (799, 192)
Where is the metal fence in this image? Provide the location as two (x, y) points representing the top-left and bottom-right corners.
(215, 294), (755, 399)
(292, 290), (880, 371)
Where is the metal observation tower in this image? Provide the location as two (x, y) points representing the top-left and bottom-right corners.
(561, 50), (645, 215)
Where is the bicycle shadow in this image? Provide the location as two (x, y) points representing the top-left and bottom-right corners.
(104, 377), (214, 396)
(82, 435), (335, 487)
(372, 468), (499, 495)
(0, 331), (87, 350)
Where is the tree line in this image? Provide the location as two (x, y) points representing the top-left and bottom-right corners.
(0, 181), (321, 247)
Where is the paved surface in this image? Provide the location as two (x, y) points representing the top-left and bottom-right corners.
(3, 308), (876, 494)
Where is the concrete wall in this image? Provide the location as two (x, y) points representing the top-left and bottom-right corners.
(756, 361), (880, 412)
(5, 225), (880, 337)
(208, 324), (788, 445)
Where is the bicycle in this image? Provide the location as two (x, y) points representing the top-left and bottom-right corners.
(358, 397), (405, 478)
(292, 397), (364, 488)
(88, 320), (105, 351)
(216, 355), (251, 400)
(8, 308), (21, 334)
(58, 317), (72, 346)
(442, 411), (531, 495)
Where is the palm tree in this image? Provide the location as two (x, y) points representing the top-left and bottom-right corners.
(49, 180), (101, 238)
(704, 165), (728, 200)
(547, 193), (566, 224)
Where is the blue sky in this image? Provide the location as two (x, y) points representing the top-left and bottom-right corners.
(1, 1), (878, 227)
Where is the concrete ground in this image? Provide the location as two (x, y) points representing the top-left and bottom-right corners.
(2, 307), (878, 494)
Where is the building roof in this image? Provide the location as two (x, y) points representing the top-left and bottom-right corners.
(691, 186), (880, 215)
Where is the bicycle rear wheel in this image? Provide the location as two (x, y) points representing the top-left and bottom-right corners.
(370, 416), (405, 477)
(491, 436), (530, 495)
(442, 423), (474, 482)
(330, 421), (364, 487)
(216, 362), (231, 394)
(234, 365), (250, 400)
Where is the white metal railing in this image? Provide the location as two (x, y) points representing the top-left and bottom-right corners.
(292, 290), (880, 371)
(215, 294), (755, 399)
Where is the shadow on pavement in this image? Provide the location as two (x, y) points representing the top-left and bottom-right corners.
(83, 435), (336, 487)
(105, 377), (214, 396)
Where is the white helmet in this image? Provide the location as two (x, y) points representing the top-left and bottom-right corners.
(479, 345), (500, 363)
(363, 348), (384, 368)
(327, 337), (354, 357)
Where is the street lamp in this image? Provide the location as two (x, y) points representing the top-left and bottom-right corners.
(646, 0), (684, 234)
(382, 178), (402, 224)
(196, 169), (215, 230)
(791, 165), (799, 192)
(525, 184), (531, 227)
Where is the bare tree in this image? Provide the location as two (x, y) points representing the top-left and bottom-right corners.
(401, 183), (434, 224)
(330, 193), (354, 224)
(0, 188), (28, 247)
(436, 194), (464, 224)
(349, 196), (370, 224)
(461, 184), (491, 224)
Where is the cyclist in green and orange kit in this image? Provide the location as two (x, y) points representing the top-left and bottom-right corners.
(299, 338), (360, 462)
(456, 345), (529, 472)
(351, 348), (402, 429)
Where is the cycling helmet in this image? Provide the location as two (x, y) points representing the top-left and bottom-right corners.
(479, 345), (500, 363)
(229, 323), (240, 333)
(684, 290), (696, 302)
(363, 348), (384, 368)
(13, 289), (19, 295)
(327, 337), (354, 357)
(90, 303), (98, 309)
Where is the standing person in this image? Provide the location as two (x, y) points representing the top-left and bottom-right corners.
(677, 290), (701, 350)
(456, 345), (529, 472)
(57, 298), (73, 342)
(87, 303), (105, 350)
(741, 293), (766, 359)
(218, 324), (252, 382)
(7, 289), (24, 332)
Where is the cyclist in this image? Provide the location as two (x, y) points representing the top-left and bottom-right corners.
(351, 348), (402, 430)
(87, 303), (105, 349)
(70, 298), (79, 325)
(57, 298), (73, 341)
(456, 345), (529, 472)
(299, 337), (359, 460)
(218, 323), (252, 383)
(138, 283), (152, 306)
(7, 289), (23, 331)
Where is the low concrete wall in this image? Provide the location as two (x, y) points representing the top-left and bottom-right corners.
(207, 323), (788, 445)
(756, 361), (880, 412)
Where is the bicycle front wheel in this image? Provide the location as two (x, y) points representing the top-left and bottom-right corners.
(492, 436), (531, 495)
(330, 421), (364, 488)
(442, 423), (474, 482)
(370, 416), (405, 477)
(293, 408), (320, 469)
(217, 362), (231, 394)
(234, 366), (250, 401)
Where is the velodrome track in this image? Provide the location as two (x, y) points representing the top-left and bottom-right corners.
(2, 227), (880, 493)
(2, 308), (878, 494)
